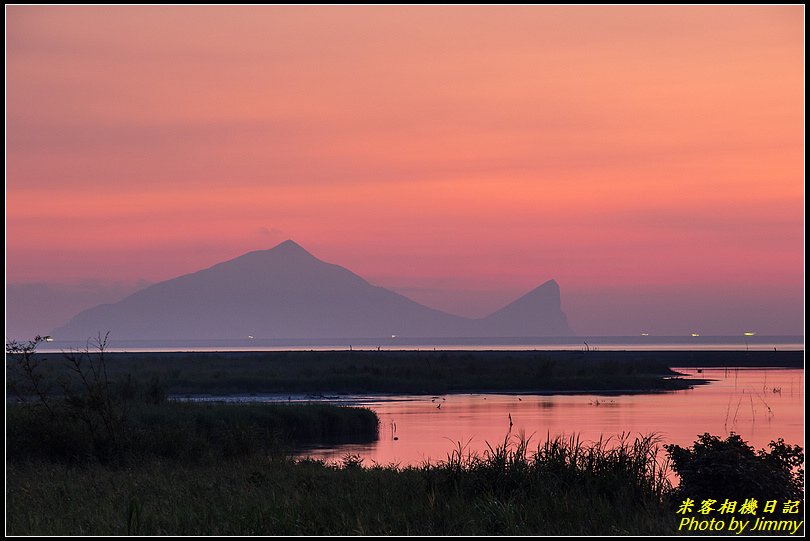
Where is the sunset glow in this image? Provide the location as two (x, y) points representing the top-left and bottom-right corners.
(6, 6), (804, 336)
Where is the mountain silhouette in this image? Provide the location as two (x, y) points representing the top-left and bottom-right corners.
(478, 280), (570, 336)
(54, 240), (573, 340)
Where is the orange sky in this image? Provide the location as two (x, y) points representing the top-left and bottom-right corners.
(6, 6), (805, 335)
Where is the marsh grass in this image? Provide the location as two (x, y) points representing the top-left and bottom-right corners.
(7, 412), (803, 535)
(7, 337), (378, 464)
(7, 401), (379, 464)
(9, 349), (716, 396)
(6, 344), (802, 535)
(7, 431), (679, 535)
(435, 431), (672, 513)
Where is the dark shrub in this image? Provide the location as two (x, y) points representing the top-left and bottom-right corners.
(666, 433), (804, 503)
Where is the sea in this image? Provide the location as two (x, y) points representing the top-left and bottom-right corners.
(35, 335), (804, 353)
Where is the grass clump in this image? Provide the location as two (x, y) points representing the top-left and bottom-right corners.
(7, 414), (803, 535)
(7, 432), (679, 535)
(6, 335), (379, 464)
(7, 401), (379, 464)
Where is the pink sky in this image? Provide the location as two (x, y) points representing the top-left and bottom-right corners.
(6, 6), (805, 336)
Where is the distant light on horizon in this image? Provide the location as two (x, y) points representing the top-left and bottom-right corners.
(691, 333), (700, 337)
(743, 332), (756, 336)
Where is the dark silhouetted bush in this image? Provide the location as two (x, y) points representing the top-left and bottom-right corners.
(666, 432), (804, 504)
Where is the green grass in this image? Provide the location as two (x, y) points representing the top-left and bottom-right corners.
(6, 433), (679, 535)
(8, 429), (803, 535)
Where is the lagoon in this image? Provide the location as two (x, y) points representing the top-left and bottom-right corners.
(290, 368), (804, 466)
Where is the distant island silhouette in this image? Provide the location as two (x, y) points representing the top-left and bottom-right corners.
(54, 240), (573, 340)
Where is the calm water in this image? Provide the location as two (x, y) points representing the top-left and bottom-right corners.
(38, 335), (804, 353)
(290, 368), (804, 466)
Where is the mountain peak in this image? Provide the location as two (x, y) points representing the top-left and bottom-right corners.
(250, 239), (319, 262)
(480, 278), (571, 336)
(531, 279), (560, 295)
(271, 239), (308, 253)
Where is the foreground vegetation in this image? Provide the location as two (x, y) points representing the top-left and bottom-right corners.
(7, 402), (378, 464)
(7, 336), (378, 464)
(6, 338), (803, 535)
(7, 431), (803, 535)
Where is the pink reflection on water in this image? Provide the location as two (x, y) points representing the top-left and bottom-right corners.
(302, 368), (804, 468)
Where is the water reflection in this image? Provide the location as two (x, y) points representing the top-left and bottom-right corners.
(299, 368), (803, 467)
